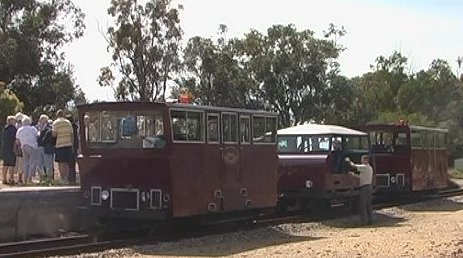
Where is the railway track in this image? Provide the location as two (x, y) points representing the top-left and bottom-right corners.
(2, 186), (462, 257)
(0, 234), (117, 258)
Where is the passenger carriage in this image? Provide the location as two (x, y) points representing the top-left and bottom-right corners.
(276, 124), (370, 211)
(76, 102), (278, 223)
(354, 124), (448, 193)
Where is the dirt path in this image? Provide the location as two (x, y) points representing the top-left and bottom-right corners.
(72, 196), (463, 258)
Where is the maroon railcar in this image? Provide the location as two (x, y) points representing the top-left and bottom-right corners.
(77, 102), (278, 222)
(355, 124), (448, 193)
(276, 124), (370, 211)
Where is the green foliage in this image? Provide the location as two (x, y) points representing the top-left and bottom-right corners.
(179, 25), (256, 108)
(100, 0), (183, 101)
(181, 24), (345, 128)
(0, 81), (23, 126)
(0, 0), (86, 114)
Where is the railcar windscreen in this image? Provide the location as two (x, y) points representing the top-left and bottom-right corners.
(84, 110), (165, 149)
(277, 135), (331, 153)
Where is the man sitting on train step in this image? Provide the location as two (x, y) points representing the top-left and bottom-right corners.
(346, 155), (374, 225)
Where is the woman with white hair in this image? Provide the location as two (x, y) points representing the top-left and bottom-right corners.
(14, 112), (24, 183)
(37, 114), (54, 181)
(15, 116), (38, 184)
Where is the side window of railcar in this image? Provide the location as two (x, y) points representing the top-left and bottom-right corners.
(421, 132), (430, 149)
(207, 114), (219, 143)
(222, 113), (238, 143)
(253, 116), (277, 144)
(344, 136), (368, 150)
(240, 116), (251, 144)
(277, 136), (298, 152)
(411, 130), (422, 148)
(435, 133), (446, 149)
(171, 110), (204, 142)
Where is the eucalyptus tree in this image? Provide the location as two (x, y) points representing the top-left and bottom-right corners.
(99, 0), (182, 101)
(0, 0), (85, 114)
(234, 24), (344, 127)
(181, 25), (256, 108)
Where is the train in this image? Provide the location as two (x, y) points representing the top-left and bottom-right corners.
(76, 102), (449, 225)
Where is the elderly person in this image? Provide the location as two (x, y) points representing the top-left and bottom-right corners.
(2, 116), (17, 185)
(66, 115), (79, 184)
(14, 112), (24, 183)
(84, 114), (97, 142)
(52, 110), (73, 183)
(37, 114), (54, 181)
(15, 116), (38, 184)
(347, 155), (374, 225)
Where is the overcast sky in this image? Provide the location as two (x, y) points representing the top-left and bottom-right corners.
(64, 0), (463, 101)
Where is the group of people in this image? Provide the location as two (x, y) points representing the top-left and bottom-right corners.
(1, 110), (78, 185)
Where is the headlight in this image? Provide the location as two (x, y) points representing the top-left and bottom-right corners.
(83, 191), (90, 199)
(163, 193), (170, 203)
(305, 180), (314, 189)
(101, 190), (110, 201)
(141, 192), (148, 202)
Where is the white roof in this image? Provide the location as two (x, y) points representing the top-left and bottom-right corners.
(278, 124), (367, 136)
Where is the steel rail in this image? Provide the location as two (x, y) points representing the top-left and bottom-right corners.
(2, 186), (462, 257)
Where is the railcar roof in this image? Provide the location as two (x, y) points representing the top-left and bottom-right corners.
(358, 124), (448, 133)
(278, 124), (367, 136)
(77, 101), (277, 116)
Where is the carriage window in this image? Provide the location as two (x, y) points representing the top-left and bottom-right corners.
(253, 116), (277, 144)
(370, 131), (394, 152)
(171, 110), (204, 142)
(207, 114), (219, 143)
(435, 133), (446, 148)
(222, 113), (238, 143)
(277, 135), (330, 153)
(396, 132), (407, 146)
(345, 136), (369, 150)
(100, 112), (117, 142)
(411, 131), (422, 148)
(422, 132), (430, 148)
(85, 110), (164, 149)
(277, 136), (298, 152)
(240, 116), (250, 144)
(265, 117), (277, 143)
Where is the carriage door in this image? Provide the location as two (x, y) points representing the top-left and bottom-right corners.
(221, 112), (241, 211)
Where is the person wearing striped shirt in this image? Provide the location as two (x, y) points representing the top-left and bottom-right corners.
(52, 110), (73, 183)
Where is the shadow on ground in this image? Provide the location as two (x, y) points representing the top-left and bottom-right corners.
(401, 198), (463, 212)
(133, 227), (321, 257)
(321, 212), (407, 229)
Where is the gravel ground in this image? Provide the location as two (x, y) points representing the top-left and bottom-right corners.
(63, 195), (463, 258)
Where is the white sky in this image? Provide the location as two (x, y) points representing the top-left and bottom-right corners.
(64, 0), (463, 101)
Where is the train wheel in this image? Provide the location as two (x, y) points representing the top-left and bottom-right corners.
(276, 198), (289, 214)
(349, 197), (360, 214)
(309, 199), (330, 214)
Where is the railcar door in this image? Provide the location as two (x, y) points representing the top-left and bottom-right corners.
(220, 112), (242, 211)
(205, 113), (223, 212)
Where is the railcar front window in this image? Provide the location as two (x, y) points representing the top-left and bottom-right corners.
(85, 111), (165, 149)
(277, 135), (330, 153)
